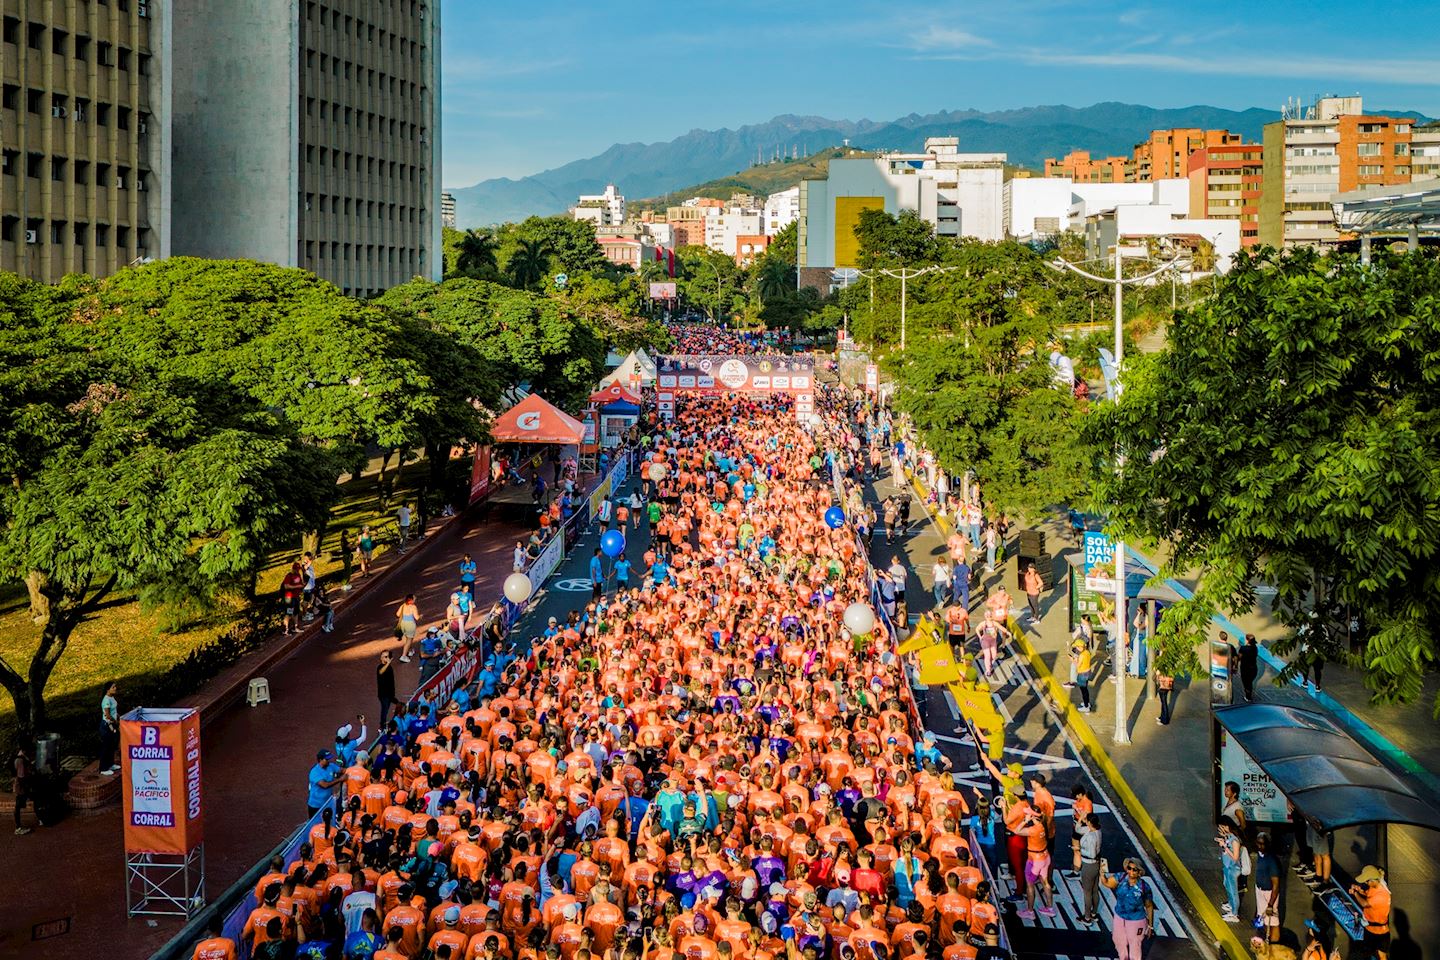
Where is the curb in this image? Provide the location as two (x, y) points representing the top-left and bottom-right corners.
(903, 469), (1248, 960)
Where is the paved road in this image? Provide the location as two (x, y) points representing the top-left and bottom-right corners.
(0, 509), (527, 960)
(856, 462), (1206, 960)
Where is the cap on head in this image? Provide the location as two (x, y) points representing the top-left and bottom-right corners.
(1356, 864), (1385, 884)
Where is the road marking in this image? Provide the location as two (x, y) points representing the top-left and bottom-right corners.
(553, 578), (595, 592)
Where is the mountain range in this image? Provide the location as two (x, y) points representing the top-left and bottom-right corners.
(448, 101), (1423, 227)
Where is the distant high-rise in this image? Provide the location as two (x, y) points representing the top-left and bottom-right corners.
(441, 191), (456, 229)
(1, 0), (170, 281)
(170, 0), (442, 295)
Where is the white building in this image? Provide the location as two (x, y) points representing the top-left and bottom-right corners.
(1082, 197), (1242, 274)
(764, 187), (801, 235)
(573, 184), (627, 228)
(705, 210), (764, 258)
(1004, 178), (1191, 240)
(797, 137), (1006, 289)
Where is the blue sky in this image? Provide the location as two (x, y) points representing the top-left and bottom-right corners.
(439, 0), (1440, 189)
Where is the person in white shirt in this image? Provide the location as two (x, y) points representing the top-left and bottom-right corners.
(513, 541), (527, 572)
(396, 503), (412, 545)
(931, 560), (952, 610)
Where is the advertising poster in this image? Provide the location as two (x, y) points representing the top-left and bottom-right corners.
(656, 355), (813, 396)
(1218, 727), (1291, 823)
(648, 281), (677, 299)
(468, 445), (493, 505)
(121, 708), (203, 854)
(865, 364), (878, 394)
(1083, 531), (1120, 593)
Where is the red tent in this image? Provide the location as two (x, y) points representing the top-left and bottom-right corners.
(489, 394), (585, 444)
(589, 384), (643, 407)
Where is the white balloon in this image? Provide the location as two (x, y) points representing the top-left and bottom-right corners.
(503, 572), (533, 605)
(649, 463), (668, 482)
(843, 602), (876, 637)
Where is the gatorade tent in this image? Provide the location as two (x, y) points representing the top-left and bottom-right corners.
(489, 393), (585, 445)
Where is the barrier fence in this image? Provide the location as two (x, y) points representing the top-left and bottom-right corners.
(158, 447), (637, 960)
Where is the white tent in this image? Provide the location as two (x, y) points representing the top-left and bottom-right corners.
(599, 349), (658, 387)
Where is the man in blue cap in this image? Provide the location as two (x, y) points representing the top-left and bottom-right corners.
(307, 750), (343, 817)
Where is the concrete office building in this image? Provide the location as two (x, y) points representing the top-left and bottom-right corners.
(2, 0), (170, 281)
(572, 183), (625, 228)
(797, 137), (1004, 290)
(169, 0), (442, 296)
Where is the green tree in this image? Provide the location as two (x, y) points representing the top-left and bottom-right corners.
(507, 237), (551, 290)
(1085, 248), (1440, 706)
(497, 216), (607, 278)
(855, 209), (939, 268)
(0, 274), (333, 742)
(453, 228), (499, 278)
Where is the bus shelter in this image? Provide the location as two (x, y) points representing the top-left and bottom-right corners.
(1211, 702), (1440, 945)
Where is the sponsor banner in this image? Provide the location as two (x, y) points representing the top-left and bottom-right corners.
(588, 475), (613, 521)
(1219, 728), (1291, 823)
(865, 364), (878, 393)
(655, 355), (814, 395)
(468, 445), (493, 505)
(1083, 531), (1120, 593)
(121, 708), (202, 855)
(648, 281), (677, 299)
(414, 642), (481, 706)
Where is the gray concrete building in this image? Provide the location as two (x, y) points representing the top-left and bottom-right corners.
(2, 0), (171, 281)
(171, 0), (442, 295)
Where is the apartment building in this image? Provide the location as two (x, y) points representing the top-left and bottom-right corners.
(441, 190), (455, 229)
(1413, 122), (1440, 181)
(573, 183), (625, 228)
(1258, 96), (1429, 248)
(1187, 143), (1264, 247)
(175, 1), (441, 296)
(1044, 150), (1127, 183)
(2, 0), (169, 281)
(1130, 128), (1244, 181)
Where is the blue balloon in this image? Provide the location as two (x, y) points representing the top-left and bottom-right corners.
(600, 529), (626, 557)
(824, 506), (846, 529)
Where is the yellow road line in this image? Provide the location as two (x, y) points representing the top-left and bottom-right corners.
(905, 471), (1246, 960)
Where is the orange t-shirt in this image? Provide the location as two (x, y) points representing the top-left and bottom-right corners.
(193, 937), (238, 960)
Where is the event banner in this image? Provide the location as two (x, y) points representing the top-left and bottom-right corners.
(121, 707), (203, 855)
(468, 445), (493, 505)
(1083, 531), (1120, 593)
(655, 355), (814, 396)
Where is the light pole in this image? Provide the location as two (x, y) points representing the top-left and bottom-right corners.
(856, 265), (953, 351)
(1052, 243), (1180, 745)
(695, 257), (724, 323)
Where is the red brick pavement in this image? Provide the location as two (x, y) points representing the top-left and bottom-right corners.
(0, 509), (526, 960)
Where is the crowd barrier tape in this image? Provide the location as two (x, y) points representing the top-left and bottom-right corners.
(163, 447), (639, 960)
(902, 460), (1244, 960)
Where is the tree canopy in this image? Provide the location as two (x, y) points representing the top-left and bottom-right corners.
(1085, 247), (1440, 709)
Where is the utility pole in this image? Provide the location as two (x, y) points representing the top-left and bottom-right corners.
(1050, 243), (1181, 745)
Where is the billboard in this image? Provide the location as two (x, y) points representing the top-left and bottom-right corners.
(468, 445), (493, 505)
(655, 355), (814, 396)
(648, 282), (677, 299)
(121, 708), (203, 855)
(1218, 728), (1290, 823)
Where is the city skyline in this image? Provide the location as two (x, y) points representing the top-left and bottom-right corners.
(439, 0), (1440, 187)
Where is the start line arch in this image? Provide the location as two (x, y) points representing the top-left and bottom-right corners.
(654, 354), (814, 420)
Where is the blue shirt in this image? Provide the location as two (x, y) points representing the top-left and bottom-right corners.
(307, 762), (338, 808)
(456, 593), (472, 614)
(420, 634), (442, 658)
(614, 559), (631, 581)
(1111, 875), (1153, 921)
(590, 556), (604, 584)
(458, 560), (477, 584)
(344, 931), (383, 959)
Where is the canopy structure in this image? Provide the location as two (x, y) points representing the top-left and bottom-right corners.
(590, 384), (642, 411)
(489, 393), (585, 445)
(599, 350), (658, 388)
(1213, 703), (1440, 833)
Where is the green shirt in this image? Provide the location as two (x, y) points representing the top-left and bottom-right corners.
(648, 502), (662, 522)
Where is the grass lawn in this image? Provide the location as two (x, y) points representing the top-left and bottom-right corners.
(0, 458), (432, 762)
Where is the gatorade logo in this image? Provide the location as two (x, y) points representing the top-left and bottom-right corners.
(517, 412), (541, 431)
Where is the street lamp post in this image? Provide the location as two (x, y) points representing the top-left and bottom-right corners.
(695, 257), (724, 323)
(856, 265), (952, 351)
(1052, 244), (1180, 745)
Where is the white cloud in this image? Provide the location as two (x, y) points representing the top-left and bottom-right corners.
(909, 25), (990, 51)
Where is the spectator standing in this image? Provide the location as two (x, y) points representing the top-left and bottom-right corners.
(1074, 814), (1103, 924)
(1101, 858), (1155, 960)
(458, 553), (477, 590)
(98, 681), (120, 776)
(356, 526), (374, 579)
(396, 503), (412, 547)
(306, 751), (343, 817)
(1022, 563), (1043, 626)
(931, 559), (951, 610)
(1252, 833), (1282, 943)
(1238, 634), (1259, 701)
(376, 651), (397, 725)
(13, 746), (35, 835)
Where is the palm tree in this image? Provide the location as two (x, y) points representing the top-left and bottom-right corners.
(507, 238), (549, 290)
(455, 229), (497, 276)
(754, 257), (794, 304)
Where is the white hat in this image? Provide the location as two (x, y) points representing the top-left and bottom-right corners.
(336, 724), (353, 739)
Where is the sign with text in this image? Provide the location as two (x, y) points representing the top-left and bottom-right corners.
(468, 445), (493, 505)
(656, 355), (813, 397)
(1083, 531), (1120, 593)
(865, 364), (878, 394)
(648, 282), (677, 299)
(121, 708), (202, 854)
(1218, 728), (1290, 823)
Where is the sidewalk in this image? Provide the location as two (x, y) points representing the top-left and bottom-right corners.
(0, 508), (527, 960)
(904, 463), (1439, 960)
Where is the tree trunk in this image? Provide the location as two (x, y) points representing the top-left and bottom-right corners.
(1, 574), (97, 744)
(25, 570), (51, 623)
